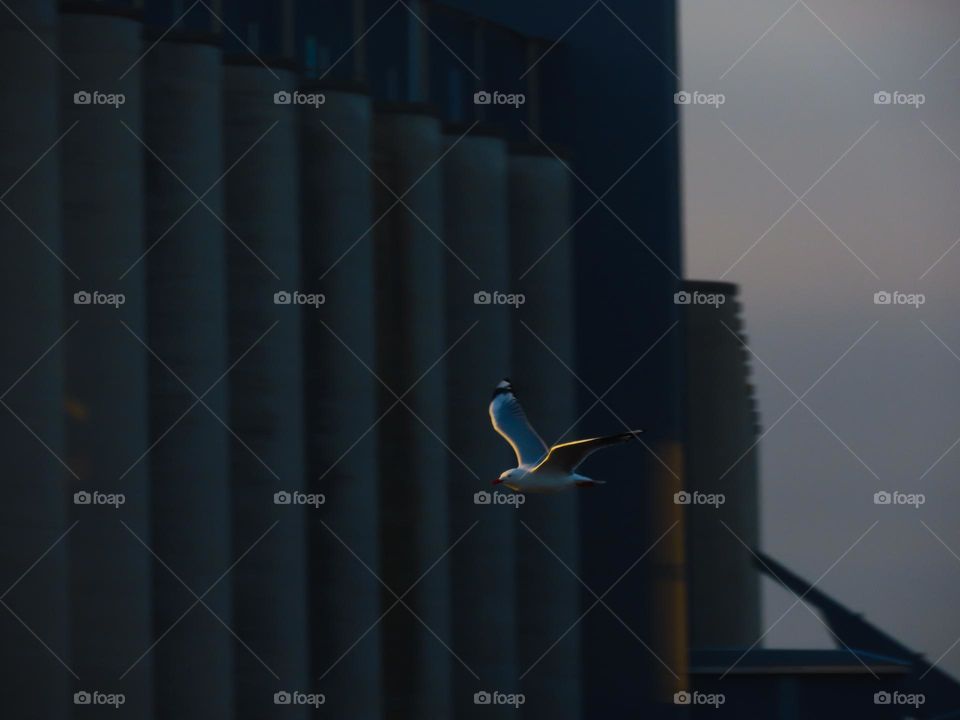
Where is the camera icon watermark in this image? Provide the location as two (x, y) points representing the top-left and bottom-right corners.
(474, 490), (525, 509)
(674, 290), (725, 308)
(73, 290), (125, 308)
(273, 690), (325, 707)
(473, 690), (525, 708)
(873, 290), (924, 308)
(674, 90), (725, 108)
(673, 690), (725, 707)
(73, 90), (126, 108)
(273, 490), (325, 508)
(273, 90), (325, 108)
(274, 290), (325, 308)
(74, 690), (125, 708)
(674, 490), (725, 509)
(74, 490), (126, 509)
(473, 290), (525, 308)
(873, 490), (925, 509)
(874, 690), (924, 708)
(873, 90), (925, 108)
(473, 90), (526, 109)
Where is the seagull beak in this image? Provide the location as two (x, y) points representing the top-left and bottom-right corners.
(492, 478), (503, 485)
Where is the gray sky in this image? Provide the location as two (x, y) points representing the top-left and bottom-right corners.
(681, 0), (960, 676)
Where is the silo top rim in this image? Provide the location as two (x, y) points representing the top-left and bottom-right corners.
(142, 27), (222, 47)
(682, 279), (739, 295)
(299, 79), (370, 95)
(373, 101), (441, 118)
(224, 53), (299, 72)
(60, 1), (142, 20)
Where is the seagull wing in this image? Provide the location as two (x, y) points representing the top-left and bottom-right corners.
(535, 431), (643, 473)
(489, 379), (548, 467)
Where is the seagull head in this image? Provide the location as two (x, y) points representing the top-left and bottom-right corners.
(494, 469), (520, 486)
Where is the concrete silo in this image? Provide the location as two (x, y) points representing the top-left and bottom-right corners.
(508, 148), (581, 719)
(682, 280), (761, 648)
(373, 103), (452, 717)
(442, 125), (518, 718)
(0, 1), (69, 717)
(60, 5), (152, 716)
(143, 31), (233, 720)
(299, 79), (384, 718)
(223, 57), (309, 719)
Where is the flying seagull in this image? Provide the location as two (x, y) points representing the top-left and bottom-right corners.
(489, 378), (642, 493)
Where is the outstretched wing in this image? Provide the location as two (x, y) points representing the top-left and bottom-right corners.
(489, 379), (547, 467)
(535, 431), (643, 473)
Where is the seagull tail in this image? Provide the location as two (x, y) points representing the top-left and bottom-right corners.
(606, 430), (644, 443)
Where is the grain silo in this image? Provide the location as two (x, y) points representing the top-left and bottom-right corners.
(223, 57), (309, 719)
(0, 1), (69, 717)
(300, 79), (384, 718)
(60, 5), (153, 716)
(143, 30), (233, 720)
(373, 103), (452, 717)
(682, 280), (761, 648)
(508, 148), (581, 718)
(442, 125), (519, 718)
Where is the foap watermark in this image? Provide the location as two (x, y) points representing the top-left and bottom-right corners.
(73, 90), (125, 109)
(274, 490), (325, 508)
(473, 90), (526, 109)
(74, 490), (125, 509)
(74, 290), (125, 308)
(474, 290), (525, 309)
(274, 290), (325, 308)
(674, 490), (725, 509)
(473, 690), (525, 708)
(474, 490), (525, 509)
(674, 290), (725, 308)
(674, 691), (725, 708)
(874, 290), (924, 308)
(273, 690), (325, 708)
(874, 91), (925, 108)
(675, 90), (725, 108)
(874, 690), (925, 709)
(74, 690), (125, 709)
(874, 490), (925, 509)
(274, 90), (325, 108)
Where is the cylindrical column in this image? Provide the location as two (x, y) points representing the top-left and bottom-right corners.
(300, 81), (383, 718)
(0, 2), (69, 717)
(682, 281), (761, 647)
(642, 441), (689, 703)
(509, 150), (582, 719)
(144, 33), (233, 720)
(374, 104), (452, 717)
(224, 59), (309, 718)
(60, 6), (152, 717)
(442, 126), (518, 718)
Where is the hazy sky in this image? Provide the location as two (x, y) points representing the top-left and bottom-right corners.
(681, 0), (960, 676)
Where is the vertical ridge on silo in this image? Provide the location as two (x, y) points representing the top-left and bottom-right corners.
(144, 31), (233, 720)
(0, 1), (69, 717)
(60, 4), (153, 717)
(442, 125), (519, 718)
(374, 103), (453, 717)
(682, 281), (761, 648)
(300, 80), (384, 718)
(508, 149), (582, 719)
(223, 58), (309, 719)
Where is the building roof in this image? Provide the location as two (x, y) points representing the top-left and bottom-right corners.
(690, 648), (913, 676)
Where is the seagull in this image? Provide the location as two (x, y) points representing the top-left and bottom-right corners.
(489, 378), (642, 493)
